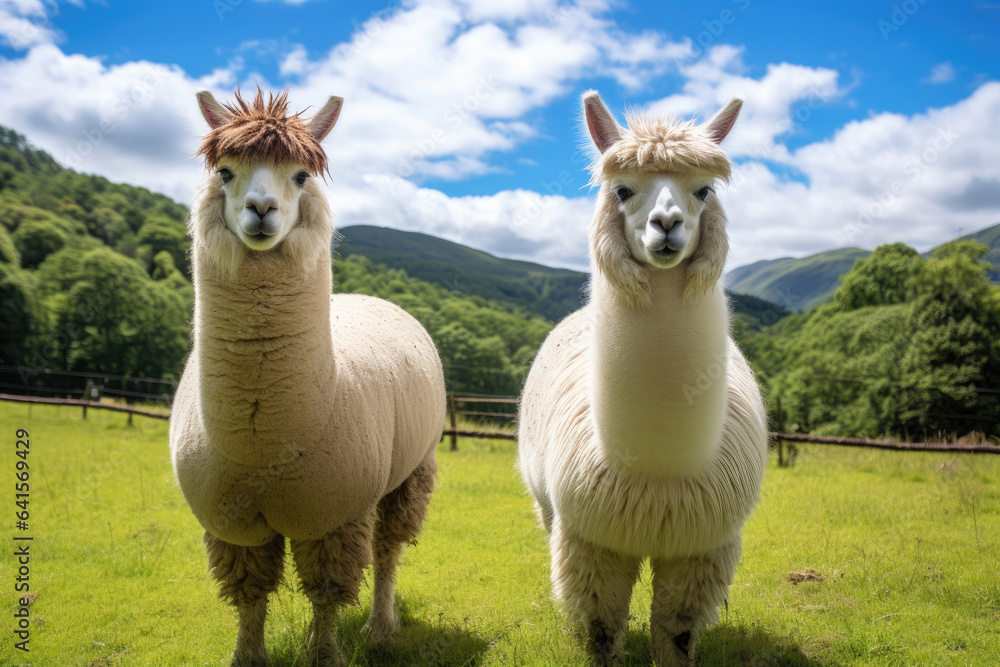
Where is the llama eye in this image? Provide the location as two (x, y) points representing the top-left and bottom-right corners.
(613, 186), (633, 202)
(294, 172), (309, 187)
(217, 167), (234, 184)
(695, 186), (713, 201)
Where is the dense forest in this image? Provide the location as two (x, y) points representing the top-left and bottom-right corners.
(1, 125), (997, 440)
(0, 126), (550, 396)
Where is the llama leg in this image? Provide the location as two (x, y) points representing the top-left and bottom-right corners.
(204, 532), (286, 667)
(291, 515), (374, 667)
(650, 534), (742, 667)
(364, 455), (437, 644)
(549, 520), (641, 664)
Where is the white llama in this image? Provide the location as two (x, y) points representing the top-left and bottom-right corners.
(518, 91), (768, 666)
(169, 89), (446, 667)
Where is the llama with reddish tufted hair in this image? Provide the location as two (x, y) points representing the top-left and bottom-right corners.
(170, 89), (445, 667)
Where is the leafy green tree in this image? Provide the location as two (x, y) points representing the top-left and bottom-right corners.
(0, 263), (43, 364)
(13, 218), (69, 268)
(53, 248), (189, 378)
(137, 215), (190, 277)
(0, 224), (19, 266)
(834, 242), (921, 310)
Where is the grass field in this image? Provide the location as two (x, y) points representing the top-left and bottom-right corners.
(1, 403), (998, 666)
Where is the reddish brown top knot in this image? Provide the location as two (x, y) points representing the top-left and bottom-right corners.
(196, 88), (329, 176)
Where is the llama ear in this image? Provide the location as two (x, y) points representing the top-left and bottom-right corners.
(308, 96), (343, 143)
(703, 97), (742, 144)
(583, 90), (622, 154)
(196, 91), (231, 129)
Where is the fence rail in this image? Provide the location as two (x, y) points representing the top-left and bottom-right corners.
(0, 393), (169, 422)
(2, 391), (997, 456)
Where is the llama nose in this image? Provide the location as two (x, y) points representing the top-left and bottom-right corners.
(649, 212), (683, 232)
(244, 192), (279, 217)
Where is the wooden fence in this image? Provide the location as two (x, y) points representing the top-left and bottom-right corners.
(0, 392), (169, 423)
(2, 391), (997, 456)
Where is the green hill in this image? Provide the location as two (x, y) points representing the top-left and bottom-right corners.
(726, 247), (872, 312)
(336, 225), (587, 322)
(726, 222), (1000, 312)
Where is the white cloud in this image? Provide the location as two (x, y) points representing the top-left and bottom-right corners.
(0, 0), (85, 50)
(0, 0), (996, 280)
(648, 46), (843, 162)
(924, 61), (957, 84)
(720, 81), (1000, 268)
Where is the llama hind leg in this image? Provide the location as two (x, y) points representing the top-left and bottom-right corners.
(550, 520), (641, 664)
(650, 533), (742, 667)
(291, 516), (374, 667)
(364, 454), (437, 644)
(204, 532), (286, 667)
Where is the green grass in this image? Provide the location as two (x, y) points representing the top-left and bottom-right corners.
(2, 403), (999, 666)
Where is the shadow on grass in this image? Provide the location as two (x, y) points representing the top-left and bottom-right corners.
(608, 624), (826, 666)
(698, 623), (827, 666)
(266, 598), (490, 667)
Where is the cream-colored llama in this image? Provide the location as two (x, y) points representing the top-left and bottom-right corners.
(169, 89), (446, 667)
(518, 91), (768, 666)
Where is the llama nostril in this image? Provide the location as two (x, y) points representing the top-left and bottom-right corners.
(650, 216), (682, 232)
(244, 193), (279, 217)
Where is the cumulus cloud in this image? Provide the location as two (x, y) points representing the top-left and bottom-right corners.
(720, 81), (1000, 268)
(0, 0), (85, 50)
(0, 0), (996, 276)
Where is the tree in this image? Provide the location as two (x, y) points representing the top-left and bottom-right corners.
(834, 242), (921, 310)
(13, 218), (69, 268)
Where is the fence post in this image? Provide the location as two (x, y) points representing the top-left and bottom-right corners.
(82, 403), (87, 420)
(776, 396), (784, 467)
(449, 393), (458, 451)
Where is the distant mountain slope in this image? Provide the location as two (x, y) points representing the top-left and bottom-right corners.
(725, 248), (872, 312)
(337, 225), (793, 325)
(336, 225), (588, 322)
(726, 221), (1000, 312)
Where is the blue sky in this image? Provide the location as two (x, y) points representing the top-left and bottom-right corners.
(1, 0), (998, 271)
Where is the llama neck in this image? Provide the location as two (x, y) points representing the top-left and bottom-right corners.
(589, 264), (730, 477)
(193, 245), (336, 459)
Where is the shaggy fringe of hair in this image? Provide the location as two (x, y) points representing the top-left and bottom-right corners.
(588, 113), (732, 186)
(587, 110), (733, 308)
(196, 88), (329, 176)
(188, 173), (333, 282)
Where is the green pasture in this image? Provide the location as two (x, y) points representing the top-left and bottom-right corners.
(1, 403), (998, 666)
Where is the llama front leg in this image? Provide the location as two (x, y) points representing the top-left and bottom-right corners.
(364, 455), (437, 644)
(550, 520), (641, 664)
(291, 516), (374, 667)
(650, 534), (742, 667)
(204, 532), (286, 667)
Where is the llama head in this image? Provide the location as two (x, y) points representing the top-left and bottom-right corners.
(583, 91), (740, 306)
(194, 88), (341, 258)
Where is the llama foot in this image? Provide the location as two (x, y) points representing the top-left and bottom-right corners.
(230, 647), (268, 667)
(306, 628), (347, 667)
(587, 618), (627, 665)
(651, 629), (694, 667)
(362, 606), (400, 645)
